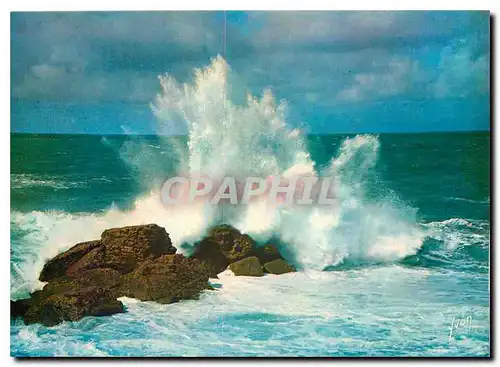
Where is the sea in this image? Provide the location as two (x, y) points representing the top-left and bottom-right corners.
(10, 58), (490, 357)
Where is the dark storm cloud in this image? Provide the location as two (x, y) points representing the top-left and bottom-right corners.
(11, 11), (225, 101)
(247, 11), (487, 49)
(11, 11), (489, 103)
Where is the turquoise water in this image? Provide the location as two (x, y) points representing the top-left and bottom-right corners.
(10, 131), (490, 357)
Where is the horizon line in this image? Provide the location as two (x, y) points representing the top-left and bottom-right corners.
(10, 130), (491, 137)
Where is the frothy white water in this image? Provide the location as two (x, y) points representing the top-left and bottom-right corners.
(10, 174), (88, 190)
(11, 56), (426, 297)
(275, 135), (424, 269)
(11, 196), (211, 298)
(152, 56), (310, 178)
(424, 218), (490, 250)
(11, 267), (490, 356)
(148, 56), (426, 269)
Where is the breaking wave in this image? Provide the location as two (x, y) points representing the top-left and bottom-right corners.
(10, 56), (433, 298)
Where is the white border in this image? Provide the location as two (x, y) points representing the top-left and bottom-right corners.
(1, 1), (497, 11)
(2, 1), (496, 366)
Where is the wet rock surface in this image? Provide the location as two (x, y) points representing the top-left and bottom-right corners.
(11, 223), (294, 326)
(119, 254), (210, 303)
(12, 224), (208, 326)
(100, 224), (177, 273)
(191, 237), (230, 277)
(39, 240), (102, 282)
(23, 286), (124, 327)
(263, 259), (296, 275)
(229, 256), (264, 277)
(255, 244), (283, 264)
(192, 225), (256, 276)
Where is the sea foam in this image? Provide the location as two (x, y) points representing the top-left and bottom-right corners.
(11, 56), (426, 298)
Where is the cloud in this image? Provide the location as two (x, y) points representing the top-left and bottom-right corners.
(246, 11), (485, 51)
(334, 34), (489, 103)
(11, 11), (489, 105)
(30, 64), (66, 80)
(11, 12), (224, 102)
(434, 38), (489, 98)
(248, 11), (397, 47)
(336, 57), (425, 102)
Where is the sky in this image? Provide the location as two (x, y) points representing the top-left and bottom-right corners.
(11, 11), (490, 134)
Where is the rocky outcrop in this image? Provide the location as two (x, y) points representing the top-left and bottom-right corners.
(23, 287), (124, 327)
(11, 224), (210, 327)
(191, 237), (229, 278)
(11, 223), (295, 327)
(42, 268), (123, 297)
(262, 259), (296, 275)
(39, 240), (102, 282)
(215, 229), (254, 262)
(39, 224), (177, 281)
(66, 246), (106, 276)
(192, 225), (256, 277)
(229, 256), (264, 277)
(255, 244), (283, 264)
(11, 299), (32, 320)
(120, 254), (210, 303)
(12, 268), (126, 326)
(191, 226), (295, 278)
(100, 224), (177, 273)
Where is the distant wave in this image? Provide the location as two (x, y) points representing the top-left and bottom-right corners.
(10, 174), (79, 190)
(10, 56), (490, 298)
(11, 174), (114, 190)
(444, 197), (490, 204)
(424, 218), (489, 248)
(10, 265), (490, 356)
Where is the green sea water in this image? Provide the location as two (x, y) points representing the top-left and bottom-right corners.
(11, 132), (490, 218)
(10, 132), (490, 356)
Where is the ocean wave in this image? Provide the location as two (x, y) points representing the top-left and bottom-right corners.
(9, 57), (438, 296)
(391, 217), (491, 273)
(10, 267), (490, 357)
(11, 174), (117, 190)
(444, 197), (490, 204)
(10, 174), (84, 190)
(424, 218), (490, 250)
(149, 56), (425, 269)
(11, 57), (492, 299)
(10, 194), (213, 298)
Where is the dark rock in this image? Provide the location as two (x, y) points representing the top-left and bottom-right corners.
(25, 300), (62, 327)
(255, 244), (283, 264)
(119, 254), (210, 303)
(208, 225), (255, 262)
(15, 269), (125, 326)
(229, 256), (264, 277)
(20, 224), (213, 326)
(229, 234), (255, 261)
(100, 224), (176, 273)
(192, 225), (256, 276)
(39, 240), (102, 282)
(40, 224), (177, 281)
(11, 299), (31, 320)
(89, 300), (125, 316)
(23, 286), (124, 327)
(191, 238), (229, 277)
(263, 259), (296, 274)
(42, 268), (123, 296)
(66, 247), (106, 276)
(11, 290), (48, 320)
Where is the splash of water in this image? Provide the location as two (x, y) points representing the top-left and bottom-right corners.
(11, 56), (426, 297)
(144, 55), (425, 269)
(151, 55), (311, 177)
